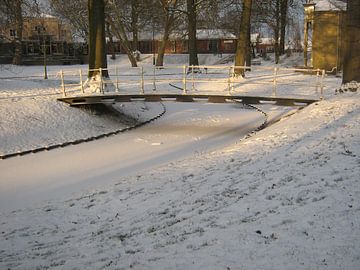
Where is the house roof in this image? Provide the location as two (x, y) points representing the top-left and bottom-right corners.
(109, 29), (237, 42)
(312, 0), (346, 11)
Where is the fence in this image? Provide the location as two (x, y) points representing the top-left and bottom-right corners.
(59, 65), (326, 100)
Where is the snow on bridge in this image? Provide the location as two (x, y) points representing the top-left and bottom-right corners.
(57, 65), (325, 107)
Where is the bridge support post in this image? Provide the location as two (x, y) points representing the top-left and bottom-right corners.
(227, 66), (232, 95)
(115, 66), (119, 92)
(320, 69), (325, 99)
(60, 70), (66, 97)
(79, 69), (84, 94)
(315, 69), (320, 95)
(99, 68), (104, 94)
(140, 66), (145, 94)
(183, 65), (187, 94)
(152, 66), (156, 91)
(191, 65), (195, 91)
(273, 67), (278, 96)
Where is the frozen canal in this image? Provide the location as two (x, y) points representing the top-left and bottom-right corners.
(0, 102), (290, 212)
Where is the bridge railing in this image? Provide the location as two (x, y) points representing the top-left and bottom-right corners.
(59, 65), (325, 99)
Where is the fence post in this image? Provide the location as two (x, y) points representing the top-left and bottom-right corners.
(315, 68), (320, 95)
(183, 65), (187, 94)
(231, 66), (235, 92)
(60, 70), (66, 97)
(152, 65), (156, 91)
(99, 68), (104, 94)
(140, 66), (145, 94)
(320, 69), (325, 99)
(227, 66), (232, 94)
(115, 66), (119, 92)
(273, 66), (278, 96)
(191, 65), (195, 91)
(79, 69), (84, 94)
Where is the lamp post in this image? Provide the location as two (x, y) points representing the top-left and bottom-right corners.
(43, 37), (48, 80)
(38, 26), (48, 80)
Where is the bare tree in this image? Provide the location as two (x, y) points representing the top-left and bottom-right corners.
(187, 0), (199, 66)
(343, 0), (360, 83)
(235, 0), (252, 77)
(106, 0), (138, 67)
(279, 0), (288, 55)
(50, 0), (88, 41)
(0, 0), (24, 64)
(156, 0), (181, 66)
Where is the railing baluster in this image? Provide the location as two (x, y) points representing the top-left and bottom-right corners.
(320, 69), (325, 99)
(115, 66), (119, 92)
(99, 68), (104, 94)
(273, 66), (278, 96)
(60, 70), (66, 97)
(153, 65), (156, 91)
(140, 66), (145, 94)
(183, 65), (187, 94)
(79, 69), (84, 94)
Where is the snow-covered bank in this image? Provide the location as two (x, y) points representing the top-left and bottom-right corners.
(1, 53), (359, 269)
(1, 91), (359, 269)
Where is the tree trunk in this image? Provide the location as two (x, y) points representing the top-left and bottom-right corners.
(156, 27), (170, 66)
(106, 22), (116, 60)
(235, 0), (252, 77)
(131, 0), (139, 51)
(246, 27), (251, 68)
(343, 0), (360, 83)
(107, 16), (138, 67)
(187, 0), (199, 67)
(279, 0), (288, 55)
(88, 0), (108, 78)
(274, 0), (281, 64)
(13, 0), (23, 65)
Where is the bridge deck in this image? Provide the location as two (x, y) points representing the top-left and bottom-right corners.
(57, 93), (319, 107)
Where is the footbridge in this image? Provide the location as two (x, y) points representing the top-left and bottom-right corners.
(57, 65), (325, 107)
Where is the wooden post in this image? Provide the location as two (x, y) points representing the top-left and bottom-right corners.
(320, 69), (325, 99)
(273, 66), (278, 96)
(152, 65), (156, 91)
(227, 66), (232, 94)
(231, 66), (235, 92)
(191, 65), (195, 91)
(183, 65), (187, 94)
(115, 66), (119, 92)
(60, 70), (66, 97)
(79, 69), (84, 94)
(315, 69), (320, 95)
(99, 68), (104, 94)
(140, 66), (144, 94)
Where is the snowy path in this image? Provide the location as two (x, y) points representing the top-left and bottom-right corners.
(0, 103), (289, 212)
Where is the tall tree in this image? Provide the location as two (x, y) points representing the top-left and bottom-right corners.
(50, 0), (88, 41)
(106, 1), (138, 67)
(187, 0), (199, 67)
(343, 0), (360, 83)
(156, 0), (180, 66)
(279, 0), (288, 55)
(234, 0), (252, 77)
(0, 0), (24, 65)
(131, 0), (139, 51)
(88, 0), (108, 78)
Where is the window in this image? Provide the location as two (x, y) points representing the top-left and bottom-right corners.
(10, 29), (17, 38)
(35, 25), (46, 34)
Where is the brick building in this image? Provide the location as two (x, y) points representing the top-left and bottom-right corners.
(303, 0), (346, 71)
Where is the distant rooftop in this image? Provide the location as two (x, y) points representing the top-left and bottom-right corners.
(310, 0), (347, 11)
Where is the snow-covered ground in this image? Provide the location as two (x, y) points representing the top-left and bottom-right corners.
(1, 54), (359, 269)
